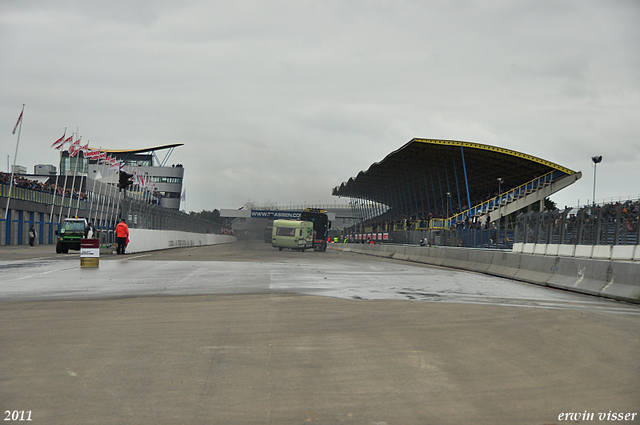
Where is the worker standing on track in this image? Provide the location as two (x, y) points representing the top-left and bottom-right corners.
(115, 218), (129, 255)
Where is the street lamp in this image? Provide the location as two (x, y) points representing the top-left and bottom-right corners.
(497, 177), (504, 202)
(592, 156), (602, 207)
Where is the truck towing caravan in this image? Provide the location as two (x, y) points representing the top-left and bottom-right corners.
(271, 219), (314, 251)
(299, 208), (331, 252)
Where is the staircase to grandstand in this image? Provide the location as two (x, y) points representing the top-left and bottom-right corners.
(446, 169), (582, 228)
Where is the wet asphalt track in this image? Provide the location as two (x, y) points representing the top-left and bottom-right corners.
(1, 241), (639, 425)
(1, 240), (638, 315)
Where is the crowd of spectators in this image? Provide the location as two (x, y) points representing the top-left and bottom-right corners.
(0, 171), (87, 200)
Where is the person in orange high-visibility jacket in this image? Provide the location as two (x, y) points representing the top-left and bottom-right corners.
(115, 218), (129, 255)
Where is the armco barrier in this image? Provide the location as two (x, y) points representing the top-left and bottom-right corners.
(332, 243), (640, 304)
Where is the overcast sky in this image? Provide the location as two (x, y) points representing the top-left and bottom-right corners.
(1, 0), (639, 213)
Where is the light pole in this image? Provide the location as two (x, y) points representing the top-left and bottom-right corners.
(592, 156), (602, 207)
(497, 177), (503, 202)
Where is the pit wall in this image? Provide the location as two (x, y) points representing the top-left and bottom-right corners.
(121, 229), (236, 254)
(331, 244), (640, 304)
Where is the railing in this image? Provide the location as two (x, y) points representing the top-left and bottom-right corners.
(1, 183), (87, 209)
(448, 170), (559, 227)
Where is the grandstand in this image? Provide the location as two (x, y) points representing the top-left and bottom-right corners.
(333, 138), (581, 230)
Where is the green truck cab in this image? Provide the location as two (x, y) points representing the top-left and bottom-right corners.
(55, 218), (88, 254)
(271, 219), (314, 251)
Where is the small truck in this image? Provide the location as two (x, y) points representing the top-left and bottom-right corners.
(55, 217), (88, 254)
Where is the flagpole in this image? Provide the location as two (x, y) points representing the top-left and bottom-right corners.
(74, 143), (88, 217)
(49, 129), (67, 224)
(4, 104), (24, 221)
(58, 134), (74, 223)
(66, 135), (81, 218)
(49, 151), (61, 224)
(87, 148), (101, 224)
(96, 154), (112, 228)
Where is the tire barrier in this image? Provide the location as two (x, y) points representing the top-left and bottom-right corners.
(334, 244), (640, 304)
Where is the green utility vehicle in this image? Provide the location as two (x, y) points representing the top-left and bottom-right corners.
(55, 217), (88, 254)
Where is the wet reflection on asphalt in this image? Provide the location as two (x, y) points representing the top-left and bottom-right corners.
(1, 253), (638, 315)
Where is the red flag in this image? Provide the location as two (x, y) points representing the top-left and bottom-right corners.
(52, 131), (66, 148)
(12, 109), (23, 134)
(69, 138), (81, 157)
(56, 136), (73, 150)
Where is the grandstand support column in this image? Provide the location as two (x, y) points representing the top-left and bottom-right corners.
(460, 146), (472, 220)
(451, 151), (463, 215)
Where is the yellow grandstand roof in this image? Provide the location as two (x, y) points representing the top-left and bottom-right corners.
(332, 138), (578, 216)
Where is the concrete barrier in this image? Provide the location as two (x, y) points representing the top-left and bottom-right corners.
(442, 247), (468, 270)
(591, 245), (612, 260)
(545, 244), (559, 257)
(574, 245), (594, 258)
(464, 249), (494, 273)
(533, 244), (546, 255)
(425, 247), (446, 266)
(513, 254), (559, 285)
(393, 245), (410, 261)
(486, 251), (520, 279)
(611, 245), (636, 261)
(547, 258), (613, 298)
(125, 229), (236, 254)
(601, 261), (640, 301)
(519, 243), (640, 261)
(407, 246), (427, 263)
(331, 243), (640, 304)
(557, 244), (575, 257)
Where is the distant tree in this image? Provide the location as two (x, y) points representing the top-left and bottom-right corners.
(516, 197), (557, 214)
(544, 197), (557, 211)
(189, 209), (221, 223)
(527, 197), (557, 212)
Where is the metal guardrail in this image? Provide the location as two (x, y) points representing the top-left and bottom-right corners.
(448, 170), (559, 227)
